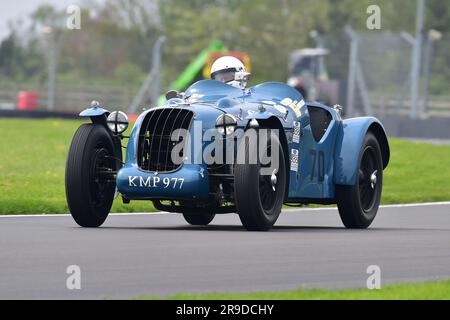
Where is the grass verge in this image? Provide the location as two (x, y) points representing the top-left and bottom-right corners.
(0, 118), (154, 214)
(136, 280), (450, 300)
(1, 118), (450, 214)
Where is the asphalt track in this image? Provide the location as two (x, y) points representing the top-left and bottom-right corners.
(1, 203), (450, 299)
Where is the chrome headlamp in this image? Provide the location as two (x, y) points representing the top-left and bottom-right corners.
(107, 111), (129, 135)
(215, 114), (237, 136)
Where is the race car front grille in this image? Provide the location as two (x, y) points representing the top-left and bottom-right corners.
(137, 108), (193, 172)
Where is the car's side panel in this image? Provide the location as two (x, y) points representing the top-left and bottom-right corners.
(293, 106), (339, 200)
(334, 117), (388, 186)
(319, 120), (339, 198)
(296, 123), (322, 198)
(289, 103), (341, 200)
(240, 100), (341, 201)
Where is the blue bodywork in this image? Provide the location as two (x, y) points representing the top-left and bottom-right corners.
(81, 80), (390, 204)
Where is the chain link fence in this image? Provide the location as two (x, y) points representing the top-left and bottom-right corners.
(323, 29), (450, 118)
(0, 82), (135, 113)
(1, 27), (449, 118)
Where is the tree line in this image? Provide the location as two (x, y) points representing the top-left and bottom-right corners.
(0, 0), (448, 93)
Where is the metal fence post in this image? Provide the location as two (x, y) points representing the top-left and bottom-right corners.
(410, 0), (425, 119)
(345, 26), (358, 117)
(422, 30), (443, 117)
(43, 27), (60, 111)
(129, 36), (166, 113)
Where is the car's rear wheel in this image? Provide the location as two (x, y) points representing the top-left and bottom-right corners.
(336, 132), (383, 229)
(66, 124), (119, 227)
(235, 130), (286, 231)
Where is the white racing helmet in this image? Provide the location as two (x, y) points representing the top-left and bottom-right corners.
(211, 56), (249, 88)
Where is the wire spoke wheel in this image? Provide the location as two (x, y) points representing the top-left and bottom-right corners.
(358, 147), (379, 213)
(90, 146), (115, 208)
(258, 169), (279, 212)
(235, 130), (286, 231)
(66, 124), (120, 228)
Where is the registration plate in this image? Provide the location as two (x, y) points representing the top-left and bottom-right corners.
(128, 176), (185, 190)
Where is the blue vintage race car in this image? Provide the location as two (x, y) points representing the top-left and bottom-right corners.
(65, 79), (390, 231)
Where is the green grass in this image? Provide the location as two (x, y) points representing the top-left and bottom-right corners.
(137, 280), (450, 300)
(382, 138), (450, 203)
(0, 119), (155, 214)
(1, 118), (450, 214)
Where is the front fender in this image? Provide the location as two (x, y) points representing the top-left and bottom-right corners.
(79, 106), (110, 125)
(334, 117), (390, 185)
(79, 105), (123, 171)
(242, 114), (292, 201)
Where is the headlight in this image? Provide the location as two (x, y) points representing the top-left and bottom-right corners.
(107, 111), (129, 135)
(216, 114), (237, 136)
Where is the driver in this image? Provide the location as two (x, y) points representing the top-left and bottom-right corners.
(210, 56), (249, 88)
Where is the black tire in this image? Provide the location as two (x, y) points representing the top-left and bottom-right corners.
(183, 213), (215, 226)
(66, 124), (118, 227)
(336, 132), (383, 229)
(235, 130), (287, 231)
(181, 200), (216, 226)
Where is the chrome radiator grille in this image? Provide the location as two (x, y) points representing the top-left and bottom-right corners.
(137, 108), (193, 172)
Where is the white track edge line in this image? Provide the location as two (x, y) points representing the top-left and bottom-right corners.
(1, 201), (450, 218)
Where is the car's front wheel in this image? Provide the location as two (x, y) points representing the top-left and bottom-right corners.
(336, 132), (383, 229)
(66, 124), (119, 227)
(234, 130), (286, 231)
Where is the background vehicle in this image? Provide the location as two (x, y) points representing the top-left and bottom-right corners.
(288, 48), (340, 106)
(66, 77), (390, 231)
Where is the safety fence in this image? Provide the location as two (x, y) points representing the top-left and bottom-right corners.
(0, 82), (136, 113)
(323, 29), (450, 118)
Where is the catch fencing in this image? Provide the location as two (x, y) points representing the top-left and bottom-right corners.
(323, 28), (450, 118)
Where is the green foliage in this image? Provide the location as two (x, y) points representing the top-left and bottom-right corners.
(161, 0), (332, 83)
(0, 0), (449, 94)
(329, 0), (416, 32)
(114, 62), (146, 87)
(0, 34), (23, 78)
(430, 34), (450, 95)
(426, 0), (450, 31)
(30, 4), (62, 28)
(0, 33), (45, 82)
